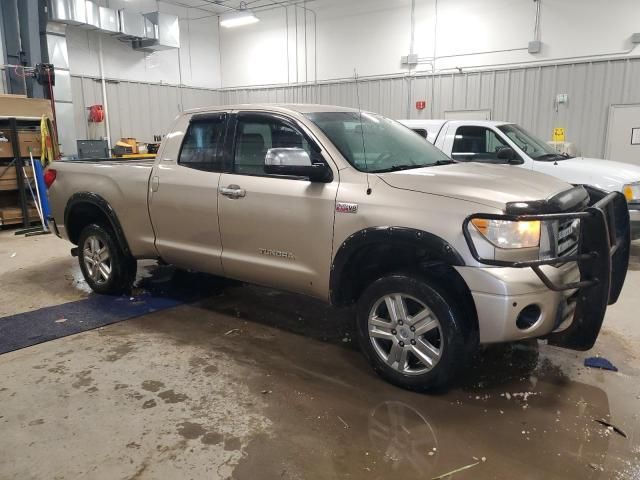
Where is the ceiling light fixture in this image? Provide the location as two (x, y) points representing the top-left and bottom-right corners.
(220, 4), (259, 28)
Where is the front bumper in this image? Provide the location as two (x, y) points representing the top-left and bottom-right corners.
(629, 207), (640, 239)
(460, 187), (631, 350)
(456, 263), (579, 343)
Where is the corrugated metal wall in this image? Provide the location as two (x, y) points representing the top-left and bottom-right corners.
(219, 57), (640, 159)
(66, 57), (640, 158)
(70, 76), (221, 146)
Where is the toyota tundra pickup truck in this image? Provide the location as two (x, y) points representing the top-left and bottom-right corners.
(46, 105), (630, 391)
(399, 119), (640, 238)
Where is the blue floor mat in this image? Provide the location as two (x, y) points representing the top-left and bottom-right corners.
(0, 293), (183, 355)
(0, 267), (224, 355)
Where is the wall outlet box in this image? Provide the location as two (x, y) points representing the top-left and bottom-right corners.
(401, 54), (419, 66)
(528, 40), (542, 54)
(632, 33), (640, 44)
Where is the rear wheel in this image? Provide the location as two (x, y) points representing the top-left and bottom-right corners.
(78, 223), (136, 295)
(356, 274), (468, 391)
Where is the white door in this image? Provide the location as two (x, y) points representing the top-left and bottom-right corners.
(606, 104), (640, 164)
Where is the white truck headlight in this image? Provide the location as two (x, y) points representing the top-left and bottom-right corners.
(471, 219), (541, 249)
(623, 182), (640, 202)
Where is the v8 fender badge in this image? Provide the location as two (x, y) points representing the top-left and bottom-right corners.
(336, 202), (358, 214)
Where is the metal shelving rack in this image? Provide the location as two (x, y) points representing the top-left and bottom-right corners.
(0, 117), (40, 228)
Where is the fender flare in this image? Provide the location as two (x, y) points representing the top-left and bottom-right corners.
(329, 226), (465, 305)
(64, 192), (131, 255)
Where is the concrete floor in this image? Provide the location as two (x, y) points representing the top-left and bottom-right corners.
(0, 230), (639, 480)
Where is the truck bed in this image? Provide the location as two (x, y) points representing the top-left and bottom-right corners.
(48, 158), (158, 258)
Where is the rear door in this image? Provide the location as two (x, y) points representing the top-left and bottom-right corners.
(149, 112), (228, 274)
(217, 111), (338, 299)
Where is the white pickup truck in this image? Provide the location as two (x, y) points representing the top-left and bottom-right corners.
(399, 119), (640, 237)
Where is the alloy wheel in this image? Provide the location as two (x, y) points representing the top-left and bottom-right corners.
(368, 293), (443, 375)
(83, 235), (112, 285)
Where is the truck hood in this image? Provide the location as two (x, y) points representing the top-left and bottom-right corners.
(535, 157), (640, 192)
(377, 162), (571, 210)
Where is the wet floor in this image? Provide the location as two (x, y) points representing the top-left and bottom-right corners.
(0, 232), (639, 479)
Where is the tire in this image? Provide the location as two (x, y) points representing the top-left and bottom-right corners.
(77, 223), (136, 295)
(355, 274), (468, 391)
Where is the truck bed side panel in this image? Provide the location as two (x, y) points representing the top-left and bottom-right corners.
(48, 160), (157, 258)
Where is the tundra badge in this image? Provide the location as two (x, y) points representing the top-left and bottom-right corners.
(259, 248), (296, 260)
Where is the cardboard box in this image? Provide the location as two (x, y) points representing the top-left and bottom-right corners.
(18, 130), (41, 157)
(0, 139), (12, 158)
(0, 95), (53, 119)
(0, 130), (42, 158)
(0, 206), (39, 225)
(119, 137), (138, 154)
(0, 165), (35, 191)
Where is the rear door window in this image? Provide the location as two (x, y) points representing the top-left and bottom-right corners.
(179, 115), (227, 172)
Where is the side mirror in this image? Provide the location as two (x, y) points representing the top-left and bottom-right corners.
(264, 147), (332, 182)
(496, 146), (523, 165)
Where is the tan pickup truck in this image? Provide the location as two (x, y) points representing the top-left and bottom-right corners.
(46, 104), (630, 391)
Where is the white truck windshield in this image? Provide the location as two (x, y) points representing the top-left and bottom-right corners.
(306, 111), (454, 172)
(498, 124), (571, 161)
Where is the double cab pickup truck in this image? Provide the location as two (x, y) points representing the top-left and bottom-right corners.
(399, 119), (640, 238)
(46, 104), (630, 391)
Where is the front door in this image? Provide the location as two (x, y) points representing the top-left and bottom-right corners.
(217, 112), (338, 299)
(449, 125), (514, 163)
(149, 112), (227, 274)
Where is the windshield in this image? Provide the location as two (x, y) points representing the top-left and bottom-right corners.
(305, 111), (453, 172)
(498, 124), (570, 161)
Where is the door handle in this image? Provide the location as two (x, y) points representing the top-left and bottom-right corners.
(151, 176), (160, 192)
(220, 184), (246, 199)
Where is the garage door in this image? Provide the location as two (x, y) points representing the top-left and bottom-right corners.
(606, 104), (640, 164)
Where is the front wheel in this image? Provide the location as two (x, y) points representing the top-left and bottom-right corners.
(78, 223), (136, 295)
(355, 274), (468, 391)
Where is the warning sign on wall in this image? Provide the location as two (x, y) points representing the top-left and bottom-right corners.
(553, 128), (566, 142)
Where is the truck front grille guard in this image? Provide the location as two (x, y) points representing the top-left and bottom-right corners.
(462, 191), (631, 301)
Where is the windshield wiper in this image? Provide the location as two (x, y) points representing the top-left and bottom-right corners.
(432, 159), (457, 166)
(371, 164), (422, 173)
(372, 160), (456, 173)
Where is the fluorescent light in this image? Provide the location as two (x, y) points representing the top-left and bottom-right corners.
(220, 10), (259, 28)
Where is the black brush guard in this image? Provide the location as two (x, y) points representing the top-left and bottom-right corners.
(462, 188), (631, 351)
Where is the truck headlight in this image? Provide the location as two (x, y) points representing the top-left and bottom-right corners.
(623, 182), (640, 202)
(471, 219), (541, 249)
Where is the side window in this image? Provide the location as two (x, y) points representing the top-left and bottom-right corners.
(234, 116), (312, 176)
(412, 128), (428, 139)
(178, 117), (226, 172)
(451, 126), (508, 163)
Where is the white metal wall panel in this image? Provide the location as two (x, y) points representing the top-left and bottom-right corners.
(66, 57), (640, 159)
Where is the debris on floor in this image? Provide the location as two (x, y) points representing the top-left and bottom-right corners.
(584, 356), (618, 372)
(595, 419), (627, 438)
(224, 328), (241, 336)
(431, 461), (480, 479)
(337, 416), (349, 429)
